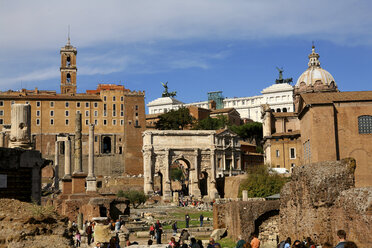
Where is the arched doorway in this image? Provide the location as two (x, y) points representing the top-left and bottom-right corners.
(170, 159), (190, 197)
(154, 172), (163, 195)
(199, 171), (208, 196)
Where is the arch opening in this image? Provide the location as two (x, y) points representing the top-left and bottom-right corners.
(102, 136), (111, 154)
(170, 158), (190, 197)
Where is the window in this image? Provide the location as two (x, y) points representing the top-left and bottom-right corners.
(50, 119), (54, 125)
(135, 112), (138, 116)
(290, 148), (296, 159)
(50, 110), (54, 117)
(113, 96), (116, 101)
(25, 101), (29, 105)
(0, 119), (3, 125)
(77, 102), (81, 108)
(85, 120), (89, 125)
(0, 110), (3, 116)
(120, 112), (124, 117)
(103, 104), (107, 117)
(103, 119), (107, 125)
(94, 102), (98, 108)
(135, 105), (138, 110)
(65, 119), (69, 125)
(85, 102), (89, 108)
(50, 101), (54, 107)
(358, 115), (372, 134)
(283, 108), (287, 112)
(94, 119), (98, 125)
(113, 119), (117, 125)
(120, 120), (124, 125)
(113, 104), (116, 117)
(66, 73), (71, 83)
(95, 136), (98, 142)
(85, 110), (89, 117)
(36, 101), (40, 107)
(65, 102), (69, 108)
(0, 101), (3, 106)
(103, 96), (107, 102)
(94, 110), (98, 117)
(65, 110), (69, 117)
(36, 119), (40, 125)
(135, 120), (139, 126)
(120, 96), (124, 101)
(36, 110), (40, 117)
(276, 150), (280, 157)
(76, 110), (80, 114)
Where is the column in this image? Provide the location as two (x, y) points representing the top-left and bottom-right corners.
(143, 149), (154, 194)
(231, 152), (236, 176)
(54, 141), (59, 190)
(0, 132), (4, 147)
(189, 149), (201, 198)
(209, 148), (219, 199)
(86, 124), (97, 192)
(74, 112), (83, 173)
(64, 139), (71, 178)
(162, 149), (172, 201)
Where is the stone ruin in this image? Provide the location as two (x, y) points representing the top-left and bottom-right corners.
(280, 158), (372, 247)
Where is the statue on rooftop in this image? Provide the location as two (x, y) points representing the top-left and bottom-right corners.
(275, 67), (293, 84)
(161, 82), (177, 97)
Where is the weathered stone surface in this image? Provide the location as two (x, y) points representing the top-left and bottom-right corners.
(280, 158), (372, 247)
(94, 224), (112, 243)
(210, 228), (227, 241)
(213, 200), (280, 241)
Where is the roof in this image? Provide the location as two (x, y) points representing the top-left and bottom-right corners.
(301, 91), (372, 105)
(273, 112), (297, 118)
(210, 108), (236, 114)
(147, 96), (184, 107)
(146, 113), (162, 119)
(0, 94), (100, 101)
(271, 130), (300, 137)
(261, 83), (293, 94)
(239, 141), (256, 146)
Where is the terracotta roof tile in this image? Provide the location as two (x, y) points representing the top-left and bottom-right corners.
(273, 112), (297, 118)
(211, 108), (235, 114)
(301, 91), (372, 104)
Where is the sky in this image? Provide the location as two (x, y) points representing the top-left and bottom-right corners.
(1, 0), (372, 108)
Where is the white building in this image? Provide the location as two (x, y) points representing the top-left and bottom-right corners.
(147, 82), (294, 122)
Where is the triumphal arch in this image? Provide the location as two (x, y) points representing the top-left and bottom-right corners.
(142, 129), (242, 200)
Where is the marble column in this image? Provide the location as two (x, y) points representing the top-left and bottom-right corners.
(74, 112), (83, 173)
(64, 138), (71, 178)
(54, 141), (59, 190)
(162, 149), (172, 201)
(209, 148), (219, 199)
(9, 104), (31, 149)
(143, 149), (154, 194)
(86, 124), (97, 192)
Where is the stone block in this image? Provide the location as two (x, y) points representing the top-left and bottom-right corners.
(62, 179), (72, 195)
(72, 173), (87, 194)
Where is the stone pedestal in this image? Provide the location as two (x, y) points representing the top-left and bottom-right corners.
(173, 191), (179, 202)
(86, 177), (97, 192)
(242, 190), (248, 201)
(9, 104), (32, 149)
(62, 178), (72, 195)
(72, 173), (87, 194)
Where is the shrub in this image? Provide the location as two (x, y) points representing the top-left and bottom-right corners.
(29, 201), (56, 219)
(117, 189), (148, 208)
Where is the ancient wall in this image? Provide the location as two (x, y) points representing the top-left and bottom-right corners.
(280, 158), (372, 247)
(223, 174), (246, 199)
(213, 199), (280, 241)
(97, 176), (144, 193)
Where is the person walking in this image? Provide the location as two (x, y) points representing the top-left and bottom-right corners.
(185, 213), (190, 228)
(86, 222), (93, 245)
(149, 224), (155, 240)
(172, 221), (178, 236)
(155, 220), (163, 244)
(199, 214), (204, 227)
(75, 230), (81, 247)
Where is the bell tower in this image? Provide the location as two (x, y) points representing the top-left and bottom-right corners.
(60, 36), (77, 95)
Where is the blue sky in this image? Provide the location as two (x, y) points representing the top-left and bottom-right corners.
(1, 0), (372, 107)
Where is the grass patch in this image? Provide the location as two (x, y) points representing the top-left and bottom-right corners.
(29, 201), (56, 219)
(218, 237), (237, 248)
(162, 220), (210, 230)
(169, 210), (213, 220)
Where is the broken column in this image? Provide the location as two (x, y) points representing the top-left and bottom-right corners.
(86, 124), (97, 192)
(72, 112), (87, 194)
(0, 132), (5, 147)
(209, 147), (219, 199)
(163, 149), (172, 201)
(62, 138), (72, 195)
(9, 104), (32, 149)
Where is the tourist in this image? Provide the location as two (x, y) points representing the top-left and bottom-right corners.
(343, 241), (358, 248)
(148, 239), (153, 245)
(180, 240), (188, 248)
(199, 214), (204, 227)
(335, 230), (347, 248)
(86, 222), (93, 245)
(207, 238), (220, 248)
(250, 234), (260, 248)
(180, 229), (190, 243)
(243, 243), (252, 248)
(197, 239), (204, 248)
(155, 220), (163, 244)
(149, 224), (155, 240)
(169, 237), (177, 248)
(304, 237), (315, 248)
(108, 236), (120, 248)
(115, 219), (121, 232)
(185, 213), (190, 228)
(172, 221), (178, 236)
(75, 230), (81, 247)
(189, 237), (200, 248)
(236, 235), (246, 248)
(94, 242), (101, 248)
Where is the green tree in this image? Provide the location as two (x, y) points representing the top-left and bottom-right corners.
(170, 166), (184, 181)
(193, 115), (229, 130)
(238, 165), (288, 198)
(155, 107), (193, 130)
(230, 122), (263, 147)
(117, 190), (148, 208)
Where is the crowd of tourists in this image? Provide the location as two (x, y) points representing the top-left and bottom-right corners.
(178, 198), (214, 210)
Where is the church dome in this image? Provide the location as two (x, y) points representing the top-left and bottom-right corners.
(295, 46), (337, 90)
